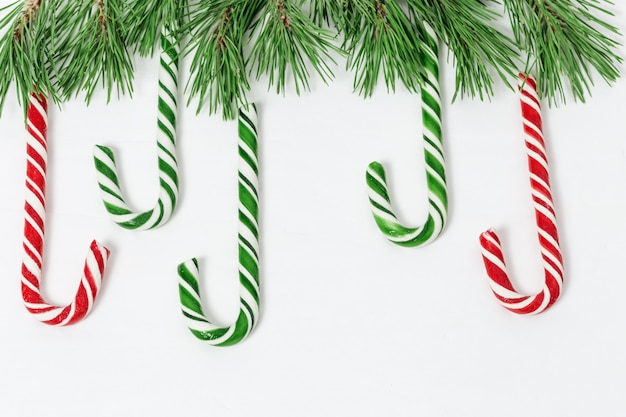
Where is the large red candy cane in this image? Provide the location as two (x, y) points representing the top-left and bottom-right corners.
(21, 93), (110, 326)
(479, 74), (563, 315)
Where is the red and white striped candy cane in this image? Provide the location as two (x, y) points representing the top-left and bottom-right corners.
(479, 74), (563, 315)
(21, 92), (110, 326)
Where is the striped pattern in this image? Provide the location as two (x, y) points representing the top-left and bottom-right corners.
(365, 23), (447, 247)
(178, 105), (260, 346)
(22, 93), (110, 326)
(479, 74), (563, 315)
(93, 24), (179, 230)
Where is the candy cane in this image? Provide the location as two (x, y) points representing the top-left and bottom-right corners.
(365, 23), (447, 247)
(22, 93), (110, 326)
(93, 23), (179, 230)
(479, 74), (563, 315)
(177, 105), (259, 346)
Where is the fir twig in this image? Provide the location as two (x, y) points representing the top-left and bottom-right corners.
(343, 0), (424, 97)
(249, 0), (339, 95)
(183, 0), (261, 120)
(502, 0), (622, 104)
(408, 0), (518, 100)
(56, 0), (134, 103)
(0, 0), (57, 113)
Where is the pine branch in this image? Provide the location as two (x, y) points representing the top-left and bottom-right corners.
(122, 0), (179, 57)
(0, 0), (57, 114)
(309, 0), (344, 27)
(343, 0), (423, 97)
(502, 0), (622, 104)
(183, 0), (261, 120)
(408, 0), (518, 100)
(56, 0), (134, 104)
(249, 0), (339, 95)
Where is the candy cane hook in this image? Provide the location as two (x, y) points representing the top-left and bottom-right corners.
(178, 105), (260, 346)
(22, 93), (110, 326)
(479, 74), (563, 315)
(93, 24), (179, 230)
(365, 23), (448, 247)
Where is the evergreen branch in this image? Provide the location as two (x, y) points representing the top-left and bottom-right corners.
(408, 0), (518, 100)
(249, 0), (339, 95)
(183, 0), (261, 119)
(309, 0), (344, 27)
(311, 0), (361, 37)
(343, 0), (423, 97)
(502, 0), (622, 104)
(0, 0), (57, 114)
(122, 0), (178, 56)
(56, 0), (134, 104)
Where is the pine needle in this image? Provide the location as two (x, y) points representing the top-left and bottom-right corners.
(309, 0), (344, 27)
(183, 0), (262, 120)
(409, 0), (518, 100)
(56, 0), (134, 104)
(122, 0), (178, 57)
(502, 0), (622, 104)
(249, 0), (339, 95)
(343, 0), (424, 97)
(0, 0), (58, 114)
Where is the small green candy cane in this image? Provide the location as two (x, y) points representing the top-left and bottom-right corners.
(366, 23), (448, 247)
(93, 23), (179, 230)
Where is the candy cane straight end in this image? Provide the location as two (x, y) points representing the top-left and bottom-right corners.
(91, 240), (111, 264)
(177, 258), (198, 278)
(367, 161), (384, 172)
(479, 229), (499, 246)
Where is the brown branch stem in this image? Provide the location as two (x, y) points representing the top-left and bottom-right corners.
(216, 7), (232, 50)
(276, 0), (290, 28)
(13, 0), (41, 41)
(96, 0), (107, 33)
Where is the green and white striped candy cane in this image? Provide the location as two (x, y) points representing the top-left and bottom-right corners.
(365, 23), (447, 247)
(93, 24), (179, 230)
(178, 105), (259, 346)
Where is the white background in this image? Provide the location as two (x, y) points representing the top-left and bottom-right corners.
(0, 3), (625, 416)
